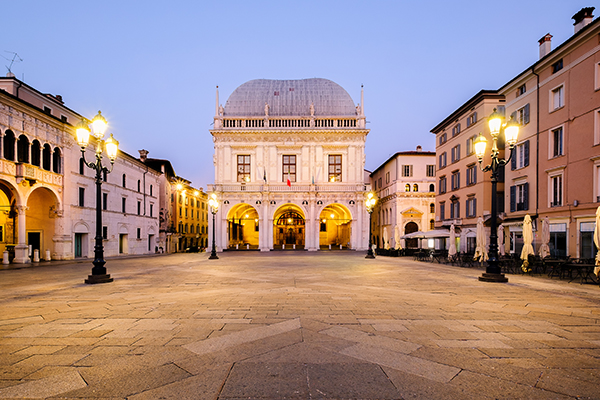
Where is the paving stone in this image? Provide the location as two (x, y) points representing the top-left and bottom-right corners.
(0, 369), (86, 398)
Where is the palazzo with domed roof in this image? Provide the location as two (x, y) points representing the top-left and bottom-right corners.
(208, 78), (371, 252)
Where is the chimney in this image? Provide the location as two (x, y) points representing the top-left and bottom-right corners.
(138, 149), (149, 162)
(416, 145), (422, 152)
(538, 33), (552, 59)
(573, 7), (594, 34)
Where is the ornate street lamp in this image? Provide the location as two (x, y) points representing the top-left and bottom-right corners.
(475, 109), (519, 282)
(208, 193), (219, 260)
(365, 191), (377, 259)
(76, 111), (119, 284)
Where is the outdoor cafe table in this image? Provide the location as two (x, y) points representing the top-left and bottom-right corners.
(567, 263), (598, 284)
(545, 259), (569, 279)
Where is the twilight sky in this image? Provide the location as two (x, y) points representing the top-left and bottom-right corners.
(2, 0), (594, 190)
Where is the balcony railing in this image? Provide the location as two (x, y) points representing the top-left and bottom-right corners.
(0, 160), (63, 186)
(217, 116), (362, 130)
(208, 183), (367, 193)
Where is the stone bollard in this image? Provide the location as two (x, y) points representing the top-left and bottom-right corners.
(293, 244), (296, 250)
(282, 244), (285, 250)
(236, 244), (239, 250)
(33, 249), (40, 263)
(45, 249), (51, 261)
(329, 244), (331, 250)
(247, 244), (249, 250)
(2, 251), (9, 265)
(340, 244), (342, 250)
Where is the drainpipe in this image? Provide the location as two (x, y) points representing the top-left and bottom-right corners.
(532, 66), (540, 215)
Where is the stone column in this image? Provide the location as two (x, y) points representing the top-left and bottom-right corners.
(0, 132), (4, 160)
(307, 200), (317, 251)
(13, 205), (30, 263)
(260, 200), (269, 251)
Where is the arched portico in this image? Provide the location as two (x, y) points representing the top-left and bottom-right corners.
(0, 180), (18, 258)
(226, 203), (259, 249)
(26, 187), (59, 259)
(273, 204), (305, 249)
(318, 203), (353, 249)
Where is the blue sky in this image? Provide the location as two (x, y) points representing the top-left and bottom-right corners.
(2, 0), (595, 189)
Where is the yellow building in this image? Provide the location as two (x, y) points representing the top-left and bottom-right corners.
(171, 179), (208, 252)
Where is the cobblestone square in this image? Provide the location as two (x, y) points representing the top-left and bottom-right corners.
(1, 252), (599, 399)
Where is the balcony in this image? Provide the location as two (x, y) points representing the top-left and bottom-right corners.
(216, 116), (363, 130)
(0, 160), (63, 186)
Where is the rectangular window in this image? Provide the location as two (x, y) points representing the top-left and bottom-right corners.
(466, 112), (477, 127)
(450, 201), (460, 219)
(122, 197), (126, 213)
(511, 140), (530, 170)
(150, 204), (153, 217)
(378, 177), (382, 188)
(328, 154), (342, 182)
(402, 165), (413, 177)
(550, 174), (563, 207)
(439, 133), (447, 145)
(451, 145), (461, 163)
(510, 182), (529, 212)
(137, 201), (141, 215)
(517, 84), (526, 96)
(385, 171), (390, 183)
(102, 193), (108, 210)
(552, 59), (563, 74)
(137, 228), (141, 239)
(516, 104), (530, 125)
(426, 165), (435, 177)
(439, 152), (447, 169)
(282, 155), (296, 183)
(466, 135), (477, 156)
(550, 223), (567, 258)
(451, 171), (460, 191)
(320, 221), (326, 232)
(551, 127), (563, 157)
(440, 202), (445, 220)
(551, 85), (564, 110)
(451, 123), (461, 136)
(580, 222), (597, 259)
(439, 176), (447, 194)
(102, 226), (108, 240)
(237, 155), (251, 182)
(78, 187), (85, 207)
(466, 197), (477, 218)
(466, 164), (477, 186)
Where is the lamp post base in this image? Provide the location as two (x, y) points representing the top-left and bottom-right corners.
(365, 252), (375, 259)
(478, 273), (508, 283)
(208, 252), (219, 260)
(85, 274), (113, 284)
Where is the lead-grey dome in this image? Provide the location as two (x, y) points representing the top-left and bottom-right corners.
(223, 78), (357, 117)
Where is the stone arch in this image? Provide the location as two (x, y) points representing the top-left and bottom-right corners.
(273, 203), (305, 250)
(318, 203), (353, 249)
(3, 130), (15, 161)
(0, 180), (19, 255)
(404, 221), (419, 248)
(226, 203), (260, 249)
(26, 187), (60, 258)
(17, 134), (29, 163)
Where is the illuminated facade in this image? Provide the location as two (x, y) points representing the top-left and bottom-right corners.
(208, 78), (371, 252)
(170, 178), (208, 252)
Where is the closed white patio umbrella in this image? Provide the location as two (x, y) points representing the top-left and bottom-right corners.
(539, 216), (551, 259)
(497, 223), (505, 256)
(473, 217), (488, 262)
(448, 224), (457, 259)
(383, 227), (389, 250)
(594, 206), (600, 277)
(521, 214), (535, 272)
(394, 225), (402, 250)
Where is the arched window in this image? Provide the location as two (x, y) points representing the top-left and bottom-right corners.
(42, 144), (51, 170)
(137, 180), (141, 192)
(31, 140), (41, 166)
(52, 147), (61, 173)
(429, 184), (435, 192)
(405, 184), (410, 192)
(190, 225), (194, 234)
(17, 135), (29, 163)
(122, 174), (126, 188)
(430, 219), (435, 230)
(413, 184), (418, 192)
(3, 130), (15, 161)
(430, 203), (435, 213)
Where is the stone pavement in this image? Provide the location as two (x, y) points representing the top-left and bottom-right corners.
(0, 252), (599, 399)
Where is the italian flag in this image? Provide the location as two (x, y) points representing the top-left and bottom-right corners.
(287, 172), (291, 187)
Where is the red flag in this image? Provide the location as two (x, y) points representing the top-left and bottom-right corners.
(287, 172), (291, 187)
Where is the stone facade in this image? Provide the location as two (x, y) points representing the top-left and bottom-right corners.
(208, 78), (370, 252)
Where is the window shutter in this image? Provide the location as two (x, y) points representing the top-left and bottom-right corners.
(511, 150), (517, 170)
(510, 186), (516, 212)
(457, 202), (460, 218)
(524, 104), (530, 124)
(457, 144), (461, 159)
(497, 164), (504, 182)
(452, 127), (455, 136)
(524, 182), (529, 210)
(473, 167), (477, 184)
(457, 172), (460, 188)
(510, 111), (517, 121)
(524, 140), (530, 167)
(410, 165), (413, 177)
(473, 112), (477, 123)
(466, 117), (471, 128)
(473, 198), (477, 216)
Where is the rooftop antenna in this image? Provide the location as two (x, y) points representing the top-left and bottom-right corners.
(2, 51), (23, 75)
(2, 50), (23, 74)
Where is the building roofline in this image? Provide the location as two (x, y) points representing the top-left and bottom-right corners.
(498, 14), (600, 92)
(430, 90), (502, 134)
(369, 150), (435, 176)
